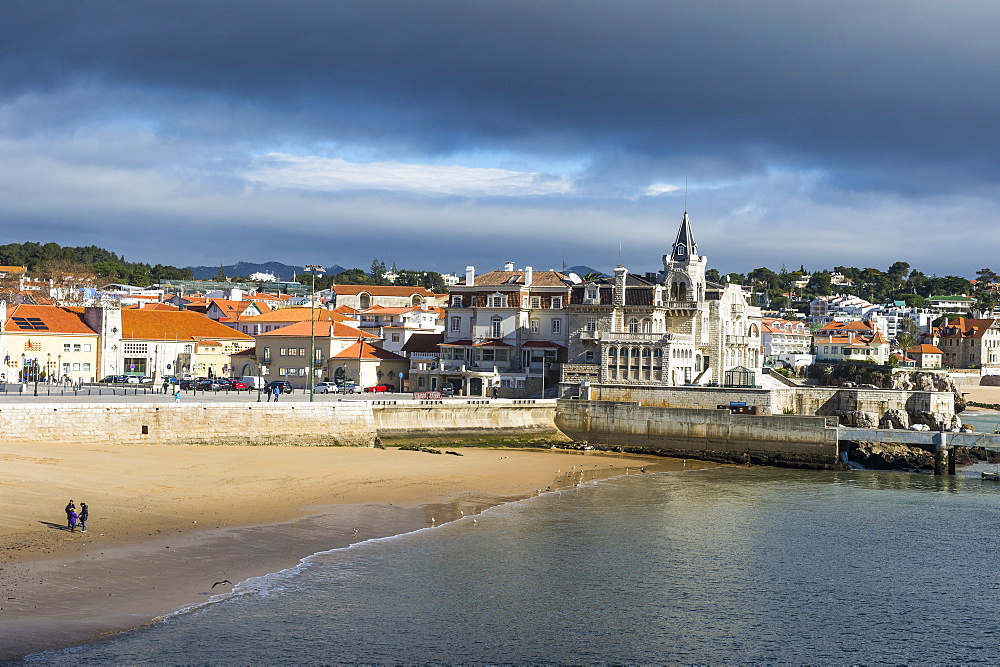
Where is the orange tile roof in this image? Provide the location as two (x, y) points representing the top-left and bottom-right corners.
(469, 270), (571, 288)
(816, 320), (877, 332)
(256, 320), (377, 338)
(237, 307), (349, 323)
(907, 344), (943, 354)
(933, 317), (996, 338)
(0, 265), (26, 274)
(121, 310), (254, 341)
(4, 304), (97, 335)
(361, 307), (421, 315)
(331, 341), (407, 360)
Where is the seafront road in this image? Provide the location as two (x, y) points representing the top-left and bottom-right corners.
(0, 384), (419, 404)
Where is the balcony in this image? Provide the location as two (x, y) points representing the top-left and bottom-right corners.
(604, 332), (694, 344)
(579, 331), (601, 341)
(726, 335), (757, 346)
(661, 301), (698, 310)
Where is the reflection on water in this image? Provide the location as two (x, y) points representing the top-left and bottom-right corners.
(30, 466), (1000, 664)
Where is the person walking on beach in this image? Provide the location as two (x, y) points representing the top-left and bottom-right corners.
(79, 503), (89, 533)
(68, 508), (79, 532)
(64, 500), (76, 529)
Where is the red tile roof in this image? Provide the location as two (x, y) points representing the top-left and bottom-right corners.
(121, 310), (254, 341)
(4, 304), (97, 335)
(256, 320), (377, 338)
(334, 284), (439, 297)
(331, 341), (407, 360)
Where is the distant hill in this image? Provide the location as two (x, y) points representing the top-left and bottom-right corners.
(564, 265), (602, 278)
(187, 262), (347, 281)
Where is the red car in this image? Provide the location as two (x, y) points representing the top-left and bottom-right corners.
(364, 383), (395, 393)
(230, 380), (249, 390)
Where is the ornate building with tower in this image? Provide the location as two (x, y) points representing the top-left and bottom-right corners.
(559, 212), (762, 396)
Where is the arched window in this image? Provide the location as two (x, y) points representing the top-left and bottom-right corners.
(491, 316), (502, 338)
(641, 348), (651, 358)
(411, 295), (424, 306)
(358, 292), (372, 309)
(628, 318), (640, 333)
(642, 318), (653, 333)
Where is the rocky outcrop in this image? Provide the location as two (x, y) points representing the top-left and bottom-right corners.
(847, 441), (934, 470)
(891, 371), (966, 412)
(838, 410), (879, 428)
(879, 408), (910, 429)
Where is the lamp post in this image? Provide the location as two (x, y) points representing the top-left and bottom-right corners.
(34, 357), (40, 396)
(304, 264), (324, 402)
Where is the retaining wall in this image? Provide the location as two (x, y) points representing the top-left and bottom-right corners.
(587, 385), (953, 420)
(0, 400), (565, 447)
(555, 399), (840, 468)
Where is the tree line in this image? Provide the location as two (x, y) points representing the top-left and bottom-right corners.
(706, 262), (997, 314)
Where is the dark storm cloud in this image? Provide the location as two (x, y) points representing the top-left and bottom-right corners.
(3, 0), (997, 189)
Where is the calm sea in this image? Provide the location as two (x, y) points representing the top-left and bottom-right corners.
(26, 462), (1000, 664)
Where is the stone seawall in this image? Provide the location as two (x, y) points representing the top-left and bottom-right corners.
(587, 385), (953, 421)
(0, 400), (565, 447)
(555, 399), (841, 468)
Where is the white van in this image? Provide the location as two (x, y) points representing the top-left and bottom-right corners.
(240, 376), (266, 390)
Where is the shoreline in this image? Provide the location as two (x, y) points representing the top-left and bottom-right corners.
(0, 444), (696, 660)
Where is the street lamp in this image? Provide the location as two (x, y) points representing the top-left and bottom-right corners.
(304, 264), (324, 402)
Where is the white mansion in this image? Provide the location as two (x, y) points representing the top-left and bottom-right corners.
(559, 212), (763, 395)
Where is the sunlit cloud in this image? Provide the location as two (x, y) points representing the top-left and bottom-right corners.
(243, 153), (574, 197)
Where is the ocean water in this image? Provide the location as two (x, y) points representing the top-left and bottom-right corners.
(27, 465), (1000, 664)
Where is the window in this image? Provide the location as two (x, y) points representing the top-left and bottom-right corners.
(585, 318), (597, 332)
(63, 344), (71, 352)
(71, 363), (79, 371)
(451, 316), (461, 333)
(551, 319), (562, 334)
(392, 333), (400, 342)
(123, 342), (148, 355)
(530, 319), (540, 333)
(551, 296), (563, 309)
(278, 368), (287, 376)
(83, 344), (91, 352)
(628, 318), (640, 333)
(280, 347), (287, 356)
(263, 347), (271, 361)
(585, 351), (595, 362)
(491, 316), (503, 338)
(489, 294), (508, 308)
(451, 295), (463, 307)
(481, 348), (496, 362)
(586, 287), (598, 301)
(530, 296), (541, 309)
(82, 363), (91, 371)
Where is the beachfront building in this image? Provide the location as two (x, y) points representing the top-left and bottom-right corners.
(252, 320), (405, 389)
(356, 305), (445, 356)
(906, 344), (944, 369)
(927, 317), (1000, 371)
(811, 320), (890, 364)
(761, 317), (814, 370)
(409, 264), (575, 397)
(224, 307), (351, 337)
(0, 302), (100, 384)
(82, 306), (255, 380)
(559, 212), (763, 396)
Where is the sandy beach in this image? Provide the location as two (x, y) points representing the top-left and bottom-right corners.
(0, 442), (695, 660)
(960, 383), (1000, 409)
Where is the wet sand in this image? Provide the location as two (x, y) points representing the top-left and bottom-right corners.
(0, 443), (695, 660)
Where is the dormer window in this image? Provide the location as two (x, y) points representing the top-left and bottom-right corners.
(489, 293), (508, 308)
(551, 296), (563, 309)
(451, 295), (463, 307)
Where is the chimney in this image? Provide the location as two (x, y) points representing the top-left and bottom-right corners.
(504, 261), (515, 271)
(613, 266), (628, 307)
(524, 266), (533, 286)
(465, 266), (475, 287)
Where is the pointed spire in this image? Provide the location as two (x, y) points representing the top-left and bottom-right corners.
(671, 211), (697, 261)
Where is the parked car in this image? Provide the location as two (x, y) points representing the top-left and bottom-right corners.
(179, 378), (201, 390)
(364, 383), (394, 393)
(230, 379), (249, 390)
(100, 375), (126, 383)
(338, 382), (361, 394)
(440, 384), (456, 396)
(263, 380), (293, 394)
(313, 382), (337, 394)
(196, 378), (229, 391)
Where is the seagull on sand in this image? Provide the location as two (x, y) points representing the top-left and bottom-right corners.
(211, 580), (233, 589)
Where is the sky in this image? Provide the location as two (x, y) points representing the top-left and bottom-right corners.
(1, 0), (998, 278)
